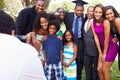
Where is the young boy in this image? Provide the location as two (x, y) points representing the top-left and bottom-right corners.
(43, 20), (63, 80)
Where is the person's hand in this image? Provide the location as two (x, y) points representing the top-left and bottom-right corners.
(11, 30), (15, 36)
(41, 36), (47, 42)
(57, 36), (63, 40)
(42, 60), (46, 67)
(26, 32), (32, 44)
(30, 32), (41, 52)
(98, 53), (103, 62)
(112, 37), (118, 43)
(31, 32), (36, 43)
(102, 54), (106, 62)
(31, 32), (40, 44)
(65, 63), (70, 67)
(63, 62), (70, 67)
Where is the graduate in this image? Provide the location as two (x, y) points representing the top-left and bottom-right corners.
(64, 0), (88, 79)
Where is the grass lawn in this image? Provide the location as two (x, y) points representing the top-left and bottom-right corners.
(82, 61), (120, 80)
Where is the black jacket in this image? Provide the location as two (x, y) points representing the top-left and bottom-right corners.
(16, 6), (37, 35)
(64, 12), (86, 38)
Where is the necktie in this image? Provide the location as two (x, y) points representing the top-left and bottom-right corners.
(86, 19), (90, 32)
(75, 18), (79, 41)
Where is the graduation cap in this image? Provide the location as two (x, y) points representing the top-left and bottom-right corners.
(72, 0), (88, 6)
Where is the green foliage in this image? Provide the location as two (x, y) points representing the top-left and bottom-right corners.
(47, 0), (75, 12)
(60, 0), (75, 12)
(0, 0), (5, 9)
(90, 0), (102, 6)
(110, 61), (120, 80)
(47, 0), (103, 13)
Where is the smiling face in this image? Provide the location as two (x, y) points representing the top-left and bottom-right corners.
(87, 6), (94, 19)
(94, 7), (103, 20)
(36, 1), (45, 13)
(105, 9), (115, 21)
(40, 17), (48, 31)
(65, 31), (72, 42)
(75, 6), (84, 17)
(57, 8), (65, 20)
(49, 25), (57, 36)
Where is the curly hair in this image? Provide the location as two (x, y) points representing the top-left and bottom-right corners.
(48, 20), (60, 33)
(32, 11), (49, 32)
(0, 10), (16, 35)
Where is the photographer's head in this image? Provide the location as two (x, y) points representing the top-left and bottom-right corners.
(0, 10), (16, 36)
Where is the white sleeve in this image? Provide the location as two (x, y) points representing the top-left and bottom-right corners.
(16, 44), (46, 80)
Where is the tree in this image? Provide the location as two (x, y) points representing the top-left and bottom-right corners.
(61, 0), (75, 12)
(3, 0), (50, 19)
(90, 0), (102, 6)
(48, 0), (75, 12)
(4, 0), (24, 20)
(21, 0), (50, 9)
(0, 0), (5, 9)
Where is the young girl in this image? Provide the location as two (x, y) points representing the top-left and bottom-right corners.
(62, 30), (77, 80)
(26, 11), (49, 66)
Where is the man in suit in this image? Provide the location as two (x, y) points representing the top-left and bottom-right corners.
(83, 6), (99, 80)
(64, 0), (87, 80)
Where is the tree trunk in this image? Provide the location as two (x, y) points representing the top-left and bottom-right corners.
(21, 0), (50, 9)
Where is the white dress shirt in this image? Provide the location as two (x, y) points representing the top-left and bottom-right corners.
(0, 34), (46, 80)
(84, 19), (93, 32)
